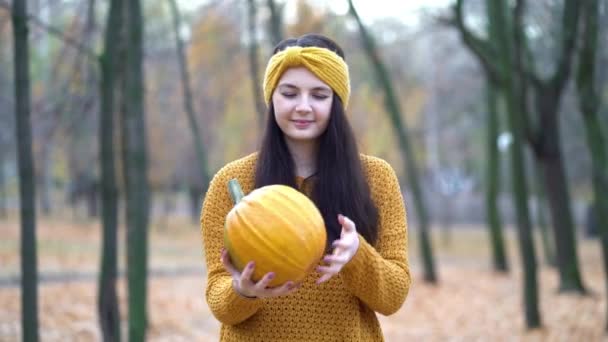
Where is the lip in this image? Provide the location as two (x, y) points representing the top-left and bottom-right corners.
(292, 120), (313, 128)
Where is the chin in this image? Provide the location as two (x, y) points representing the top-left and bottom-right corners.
(286, 133), (320, 142)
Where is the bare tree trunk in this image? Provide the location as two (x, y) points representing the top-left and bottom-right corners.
(266, 0), (283, 47)
(167, 0), (211, 202)
(533, 91), (585, 292)
(490, 0), (540, 327)
(516, 0), (586, 293)
(454, 0), (541, 328)
(576, 0), (608, 330)
(492, 0), (541, 328)
(37, 143), (52, 215)
(533, 162), (556, 267)
(246, 0), (266, 134)
(85, 0), (99, 220)
(123, 0), (150, 340)
(97, 0), (122, 339)
(485, 76), (508, 272)
(0, 151), (5, 218)
(0, 43), (7, 219)
(12, 0), (40, 340)
(348, 0), (437, 283)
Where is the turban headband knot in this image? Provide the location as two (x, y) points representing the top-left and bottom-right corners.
(262, 46), (350, 109)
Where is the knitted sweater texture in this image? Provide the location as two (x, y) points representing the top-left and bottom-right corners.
(200, 153), (411, 341)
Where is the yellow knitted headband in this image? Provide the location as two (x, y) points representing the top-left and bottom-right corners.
(263, 46), (350, 109)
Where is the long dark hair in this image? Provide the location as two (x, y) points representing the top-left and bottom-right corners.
(255, 34), (379, 247)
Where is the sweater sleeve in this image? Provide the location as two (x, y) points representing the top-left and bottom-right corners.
(200, 168), (263, 325)
(339, 159), (411, 316)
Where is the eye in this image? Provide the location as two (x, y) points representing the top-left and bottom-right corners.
(281, 92), (297, 98)
(313, 94), (329, 100)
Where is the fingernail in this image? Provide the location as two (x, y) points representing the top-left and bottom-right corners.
(268, 273), (275, 279)
(248, 262), (255, 269)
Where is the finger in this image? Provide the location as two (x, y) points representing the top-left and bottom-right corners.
(316, 273), (334, 284)
(340, 215), (356, 232)
(221, 249), (240, 278)
(332, 239), (350, 250)
(266, 281), (296, 297)
(254, 272), (276, 290)
(282, 282), (302, 295)
(323, 254), (348, 265)
(240, 261), (256, 281)
(316, 264), (341, 274)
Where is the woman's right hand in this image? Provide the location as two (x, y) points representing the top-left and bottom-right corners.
(220, 249), (300, 298)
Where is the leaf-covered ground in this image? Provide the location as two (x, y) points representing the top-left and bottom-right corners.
(0, 216), (605, 341)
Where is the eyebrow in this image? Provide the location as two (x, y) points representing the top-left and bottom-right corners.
(277, 83), (332, 92)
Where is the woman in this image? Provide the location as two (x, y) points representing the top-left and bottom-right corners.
(200, 33), (411, 341)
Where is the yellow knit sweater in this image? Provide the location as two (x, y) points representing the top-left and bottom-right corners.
(200, 153), (411, 341)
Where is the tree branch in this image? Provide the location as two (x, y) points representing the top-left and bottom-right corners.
(512, 0), (540, 148)
(0, 0), (97, 59)
(513, 0), (543, 92)
(552, 0), (580, 91)
(452, 0), (502, 83)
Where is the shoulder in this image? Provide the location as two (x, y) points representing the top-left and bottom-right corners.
(359, 154), (402, 196)
(215, 152), (258, 177)
(209, 152), (258, 193)
(359, 154), (397, 179)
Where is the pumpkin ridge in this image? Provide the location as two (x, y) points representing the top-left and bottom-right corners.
(260, 196), (311, 272)
(224, 209), (246, 270)
(238, 199), (306, 276)
(286, 188), (325, 247)
(273, 188), (322, 266)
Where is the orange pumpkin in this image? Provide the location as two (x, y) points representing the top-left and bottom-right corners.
(224, 179), (327, 287)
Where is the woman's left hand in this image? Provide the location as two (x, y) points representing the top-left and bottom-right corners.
(316, 214), (360, 284)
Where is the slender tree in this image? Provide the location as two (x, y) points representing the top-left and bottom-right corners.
(266, 0), (283, 47)
(482, 0), (509, 273)
(348, 0), (437, 283)
(454, 0), (541, 328)
(517, 0), (585, 293)
(0, 148), (6, 218)
(97, 0), (123, 339)
(487, 0), (540, 327)
(576, 0), (608, 330)
(123, 0), (150, 340)
(532, 162), (556, 267)
(167, 0), (211, 197)
(12, 0), (39, 340)
(484, 75), (509, 272)
(246, 0), (266, 133)
(0, 46), (8, 219)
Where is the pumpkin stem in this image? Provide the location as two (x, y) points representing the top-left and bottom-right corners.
(228, 179), (245, 204)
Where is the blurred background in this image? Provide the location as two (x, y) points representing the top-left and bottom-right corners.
(1, 0), (607, 340)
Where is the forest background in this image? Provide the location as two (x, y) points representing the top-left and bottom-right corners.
(1, 0), (607, 340)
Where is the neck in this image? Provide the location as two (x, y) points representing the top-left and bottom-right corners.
(285, 138), (318, 178)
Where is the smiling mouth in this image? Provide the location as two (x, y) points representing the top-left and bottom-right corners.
(292, 120), (313, 129)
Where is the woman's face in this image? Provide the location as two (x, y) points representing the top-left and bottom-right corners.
(272, 67), (333, 145)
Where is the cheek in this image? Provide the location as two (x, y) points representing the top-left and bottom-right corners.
(272, 97), (289, 119)
(317, 102), (332, 125)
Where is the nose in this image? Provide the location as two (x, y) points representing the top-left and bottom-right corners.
(295, 95), (313, 113)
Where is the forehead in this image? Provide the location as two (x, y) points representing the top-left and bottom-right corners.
(277, 67), (331, 90)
